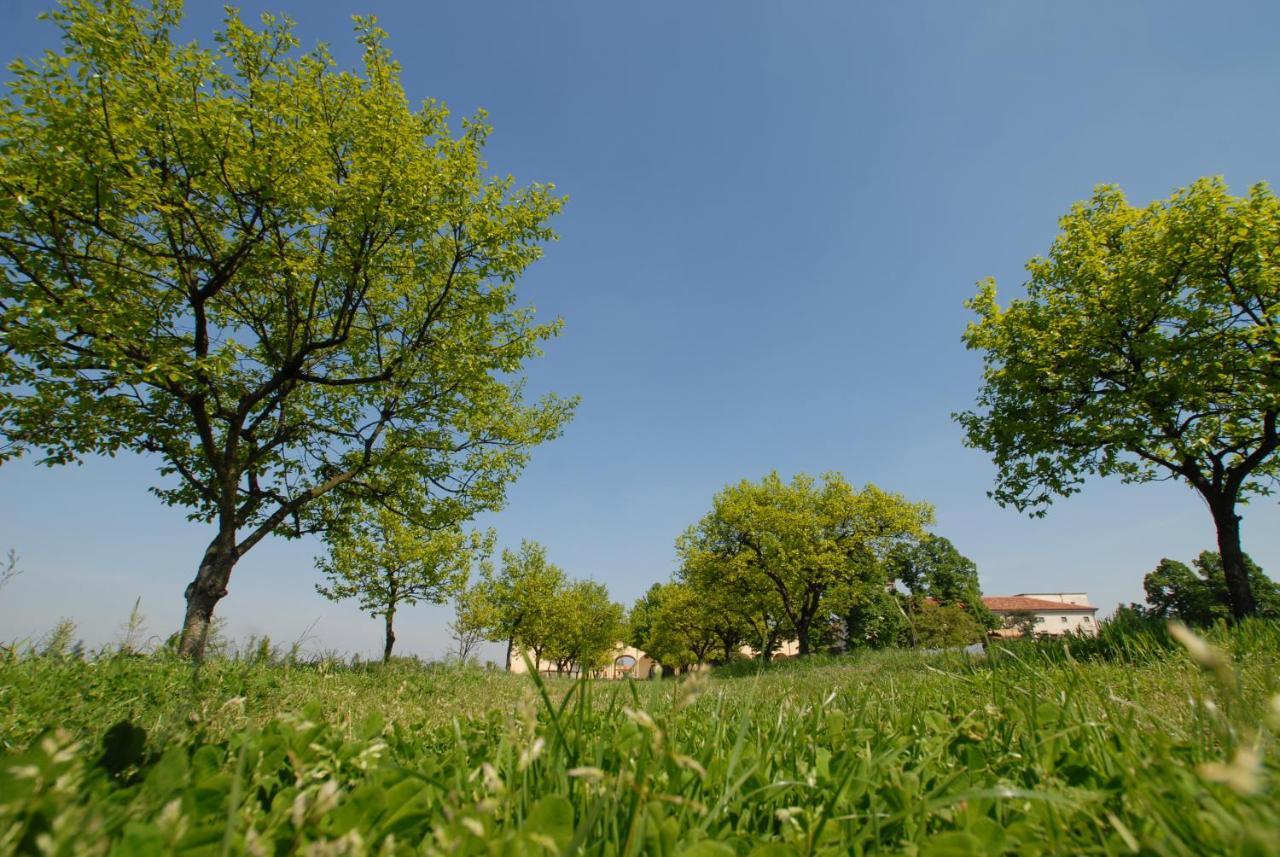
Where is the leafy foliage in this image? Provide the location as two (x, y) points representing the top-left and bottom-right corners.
(678, 472), (933, 655)
(0, 0), (573, 656)
(628, 582), (719, 670)
(464, 541), (624, 675)
(1144, 551), (1280, 626)
(544, 580), (625, 675)
(315, 505), (493, 660)
(890, 535), (997, 629)
(909, 601), (987, 648)
(959, 178), (1280, 617)
(467, 539), (566, 666)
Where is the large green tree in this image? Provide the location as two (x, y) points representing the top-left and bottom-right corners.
(1144, 551), (1280, 626)
(958, 179), (1280, 619)
(0, 1), (573, 656)
(678, 472), (932, 655)
(315, 505), (492, 662)
(887, 534), (996, 639)
(678, 549), (782, 661)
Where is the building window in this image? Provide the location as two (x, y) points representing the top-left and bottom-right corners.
(1083, 616), (1091, 624)
(1035, 616), (1045, 624)
(1061, 616), (1068, 624)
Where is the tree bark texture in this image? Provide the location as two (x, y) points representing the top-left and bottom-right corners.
(1211, 499), (1257, 620)
(384, 607), (397, 663)
(178, 532), (237, 659)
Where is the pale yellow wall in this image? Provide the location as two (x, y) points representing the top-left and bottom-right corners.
(1028, 610), (1098, 636)
(508, 643), (656, 678)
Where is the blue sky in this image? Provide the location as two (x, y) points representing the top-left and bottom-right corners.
(2, 1), (1278, 661)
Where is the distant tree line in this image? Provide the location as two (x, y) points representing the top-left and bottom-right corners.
(450, 540), (625, 676)
(626, 472), (996, 672)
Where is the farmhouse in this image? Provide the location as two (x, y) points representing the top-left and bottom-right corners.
(983, 592), (1099, 637)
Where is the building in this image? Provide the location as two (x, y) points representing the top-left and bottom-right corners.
(508, 643), (657, 679)
(983, 592), (1099, 638)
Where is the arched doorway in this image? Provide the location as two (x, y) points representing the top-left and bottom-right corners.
(613, 654), (637, 679)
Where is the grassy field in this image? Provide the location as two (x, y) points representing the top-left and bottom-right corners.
(1, 622), (1278, 855)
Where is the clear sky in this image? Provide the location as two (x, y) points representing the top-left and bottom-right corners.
(2, 0), (1278, 662)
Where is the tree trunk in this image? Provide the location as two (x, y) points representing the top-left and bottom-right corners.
(178, 531), (238, 659)
(796, 620), (811, 656)
(505, 636), (515, 671)
(1210, 497), (1257, 619)
(383, 607), (396, 663)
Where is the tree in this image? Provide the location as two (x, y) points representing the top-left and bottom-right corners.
(1144, 551), (1280, 625)
(628, 582), (717, 671)
(448, 587), (496, 664)
(677, 553), (775, 661)
(839, 583), (907, 650)
(543, 579), (624, 675)
(471, 540), (566, 669)
(888, 534), (997, 633)
(911, 601), (985, 648)
(958, 179), (1280, 619)
(315, 506), (490, 661)
(0, 1), (573, 657)
(677, 472), (933, 656)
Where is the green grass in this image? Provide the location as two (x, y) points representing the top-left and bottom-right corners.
(1, 622), (1277, 855)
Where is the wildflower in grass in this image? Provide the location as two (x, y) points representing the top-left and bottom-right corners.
(675, 663), (711, 710)
(567, 766), (606, 780)
(1200, 746), (1262, 796)
(1168, 622), (1235, 689)
(519, 737), (546, 771)
(671, 754), (707, 778)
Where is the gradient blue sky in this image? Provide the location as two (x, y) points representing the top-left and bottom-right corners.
(2, 0), (1278, 661)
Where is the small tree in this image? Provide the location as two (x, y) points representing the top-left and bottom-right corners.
(471, 540), (565, 669)
(889, 534), (996, 630)
(448, 587), (495, 664)
(839, 583), (909, 650)
(959, 179), (1280, 619)
(628, 582), (717, 671)
(0, 1), (573, 658)
(316, 506), (491, 661)
(544, 579), (623, 675)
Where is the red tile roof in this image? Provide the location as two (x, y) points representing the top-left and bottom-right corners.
(982, 596), (1096, 613)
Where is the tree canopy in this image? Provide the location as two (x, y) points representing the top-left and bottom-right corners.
(958, 178), (1280, 619)
(463, 540), (623, 675)
(677, 472), (933, 655)
(0, 0), (573, 656)
(469, 540), (566, 669)
(887, 534), (996, 639)
(315, 505), (492, 661)
(1144, 551), (1280, 626)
